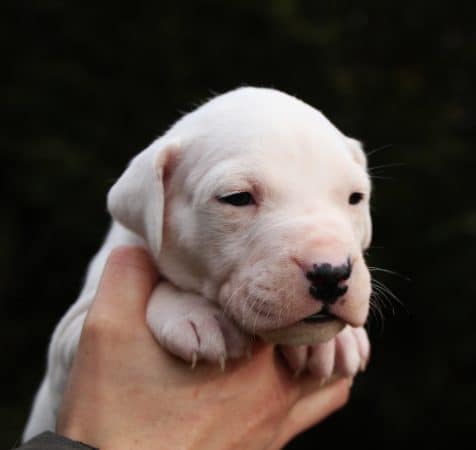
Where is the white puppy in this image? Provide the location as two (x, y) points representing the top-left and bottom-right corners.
(24, 87), (372, 441)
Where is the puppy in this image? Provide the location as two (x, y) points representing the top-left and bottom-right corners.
(23, 87), (372, 441)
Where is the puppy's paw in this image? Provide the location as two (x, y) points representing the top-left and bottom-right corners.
(162, 314), (249, 366)
(147, 287), (249, 367)
(280, 326), (370, 381)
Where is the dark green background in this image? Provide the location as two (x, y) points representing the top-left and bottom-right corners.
(2, 1), (475, 447)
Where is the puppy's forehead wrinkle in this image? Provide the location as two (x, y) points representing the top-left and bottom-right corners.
(186, 160), (261, 206)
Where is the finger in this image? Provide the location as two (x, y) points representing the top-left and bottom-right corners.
(269, 378), (351, 450)
(88, 246), (159, 323)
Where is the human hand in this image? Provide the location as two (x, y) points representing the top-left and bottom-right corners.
(56, 246), (353, 450)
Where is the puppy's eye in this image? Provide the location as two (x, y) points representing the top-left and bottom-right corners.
(349, 192), (364, 205)
(218, 192), (255, 206)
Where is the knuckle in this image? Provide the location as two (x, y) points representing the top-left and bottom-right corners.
(82, 314), (122, 344)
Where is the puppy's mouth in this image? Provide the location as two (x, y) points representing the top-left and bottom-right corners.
(259, 310), (345, 346)
(302, 310), (336, 323)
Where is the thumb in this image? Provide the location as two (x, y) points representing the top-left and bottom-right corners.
(88, 246), (159, 323)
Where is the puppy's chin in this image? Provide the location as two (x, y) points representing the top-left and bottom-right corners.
(258, 319), (345, 346)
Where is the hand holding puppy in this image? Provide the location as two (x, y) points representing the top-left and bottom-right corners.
(57, 247), (354, 450)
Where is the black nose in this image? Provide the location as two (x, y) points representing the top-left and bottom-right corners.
(306, 260), (352, 304)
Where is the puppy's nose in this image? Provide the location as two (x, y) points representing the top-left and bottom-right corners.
(306, 260), (352, 304)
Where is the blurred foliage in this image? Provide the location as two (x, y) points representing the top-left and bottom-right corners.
(1, 0), (475, 447)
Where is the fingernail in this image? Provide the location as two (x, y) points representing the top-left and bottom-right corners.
(191, 352), (198, 369)
(219, 354), (226, 372)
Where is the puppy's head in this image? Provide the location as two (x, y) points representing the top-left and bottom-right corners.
(108, 87), (372, 345)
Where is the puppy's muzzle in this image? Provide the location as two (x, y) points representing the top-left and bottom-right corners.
(306, 259), (352, 305)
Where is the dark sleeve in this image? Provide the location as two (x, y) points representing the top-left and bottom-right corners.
(16, 432), (97, 450)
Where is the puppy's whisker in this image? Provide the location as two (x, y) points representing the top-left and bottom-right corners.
(371, 282), (394, 309)
(284, 282), (293, 324)
(371, 278), (407, 312)
(367, 297), (385, 335)
(240, 292), (249, 331)
(367, 161), (403, 184)
(368, 293), (386, 332)
(243, 292), (257, 332)
(222, 278), (249, 319)
(259, 297), (270, 333)
(275, 286), (285, 328)
(368, 266), (411, 281)
(366, 144), (393, 158)
(250, 295), (263, 335)
(371, 285), (395, 316)
(368, 162), (405, 172)
(255, 297), (265, 334)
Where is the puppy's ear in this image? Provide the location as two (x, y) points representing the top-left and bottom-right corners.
(345, 137), (367, 169)
(107, 139), (180, 262)
(345, 137), (372, 249)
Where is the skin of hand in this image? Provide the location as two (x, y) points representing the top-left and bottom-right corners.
(56, 246), (353, 450)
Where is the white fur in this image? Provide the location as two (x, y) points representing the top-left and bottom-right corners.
(24, 87), (372, 440)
